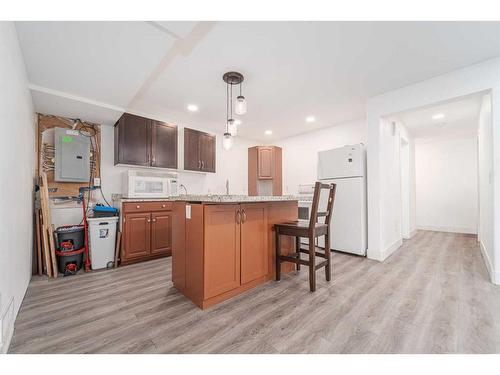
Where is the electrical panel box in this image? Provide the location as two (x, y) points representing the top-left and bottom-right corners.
(54, 127), (91, 182)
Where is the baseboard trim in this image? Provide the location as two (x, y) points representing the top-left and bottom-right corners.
(1, 322), (14, 354)
(405, 228), (418, 239)
(368, 238), (403, 262)
(417, 225), (477, 235)
(478, 241), (499, 285)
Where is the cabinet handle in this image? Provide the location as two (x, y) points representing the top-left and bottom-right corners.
(236, 209), (241, 224)
(136, 205), (140, 209)
(242, 209), (246, 223)
(152, 219), (156, 222)
(147, 219), (151, 223)
(201, 160), (204, 170)
(198, 160), (201, 169)
(162, 204), (166, 208)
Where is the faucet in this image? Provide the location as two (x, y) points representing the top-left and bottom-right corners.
(179, 184), (188, 196)
(226, 179), (230, 195)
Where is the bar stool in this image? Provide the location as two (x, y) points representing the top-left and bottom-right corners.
(274, 182), (337, 292)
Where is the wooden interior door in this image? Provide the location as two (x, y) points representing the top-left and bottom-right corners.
(240, 203), (269, 284)
(115, 113), (150, 166)
(151, 121), (177, 169)
(123, 212), (151, 259)
(204, 205), (241, 299)
(258, 147), (274, 179)
(184, 128), (201, 171)
(199, 132), (216, 173)
(150, 212), (172, 255)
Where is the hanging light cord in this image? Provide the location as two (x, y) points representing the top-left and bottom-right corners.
(230, 81), (233, 120)
(226, 82), (229, 133)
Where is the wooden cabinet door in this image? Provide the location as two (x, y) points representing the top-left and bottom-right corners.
(123, 212), (151, 259)
(240, 203), (269, 284)
(204, 205), (241, 299)
(151, 121), (177, 169)
(199, 133), (216, 173)
(151, 211), (172, 255)
(258, 147), (274, 179)
(115, 113), (151, 166)
(184, 128), (200, 171)
(184, 128), (216, 173)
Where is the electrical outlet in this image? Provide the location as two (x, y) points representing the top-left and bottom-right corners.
(93, 177), (101, 187)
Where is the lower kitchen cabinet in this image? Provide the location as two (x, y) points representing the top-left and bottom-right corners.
(121, 201), (172, 265)
(172, 201), (296, 309)
(240, 203), (268, 284)
(150, 212), (173, 255)
(204, 205), (241, 299)
(123, 212), (151, 259)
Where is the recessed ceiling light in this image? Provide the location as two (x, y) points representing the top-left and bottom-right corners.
(234, 119), (242, 126)
(187, 104), (198, 112)
(305, 116), (316, 123)
(264, 130), (273, 135)
(432, 113), (444, 120)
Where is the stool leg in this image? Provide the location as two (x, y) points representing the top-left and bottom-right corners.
(308, 234), (316, 292)
(295, 236), (301, 271)
(275, 230), (281, 281)
(325, 231), (331, 281)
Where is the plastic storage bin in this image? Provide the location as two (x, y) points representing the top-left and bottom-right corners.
(87, 216), (118, 270)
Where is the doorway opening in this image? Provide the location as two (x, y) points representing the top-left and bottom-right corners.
(384, 91), (492, 257)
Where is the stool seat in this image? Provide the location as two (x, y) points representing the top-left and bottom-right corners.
(274, 182), (337, 292)
(275, 221), (328, 237)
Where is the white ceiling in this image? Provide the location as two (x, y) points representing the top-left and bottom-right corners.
(397, 94), (483, 140)
(15, 21), (500, 142)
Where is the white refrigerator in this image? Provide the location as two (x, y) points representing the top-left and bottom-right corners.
(317, 144), (367, 256)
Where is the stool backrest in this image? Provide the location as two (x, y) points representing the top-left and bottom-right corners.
(309, 181), (337, 232)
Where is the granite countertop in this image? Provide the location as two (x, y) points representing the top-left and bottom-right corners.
(115, 195), (298, 203)
(174, 194), (298, 203)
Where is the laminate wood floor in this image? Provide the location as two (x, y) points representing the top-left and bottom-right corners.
(9, 230), (500, 354)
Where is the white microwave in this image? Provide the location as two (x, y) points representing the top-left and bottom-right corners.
(122, 170), (178, 198)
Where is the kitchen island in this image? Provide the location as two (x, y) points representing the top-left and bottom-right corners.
(171, 196), (298, 309)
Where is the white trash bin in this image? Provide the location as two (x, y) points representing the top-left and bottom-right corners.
(87, 216), (118, 270)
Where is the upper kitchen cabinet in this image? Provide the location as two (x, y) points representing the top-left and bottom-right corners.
(248, 146), (282, 196)
(184, 128), (216, 173)
(114, 113), (178, 169)
(151, 120), (178, 169)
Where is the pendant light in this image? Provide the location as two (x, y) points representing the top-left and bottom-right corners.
(235, 82), (247, 115)
(223, 132), (233, 150)
(222, 71), (247, 150)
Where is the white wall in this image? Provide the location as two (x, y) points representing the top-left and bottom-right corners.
(0, 22), (36, 353)
(274, 120), (367, 194)
(399, 124), (417, 239)
(415, 137), (478, 234)
(366, 57), (500, 285)
(478, 94), (494, 279)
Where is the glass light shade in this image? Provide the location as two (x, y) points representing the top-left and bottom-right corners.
(227, 119), (238, 136)
(235, 95), (247, 115)
(223, 133), (233, 150)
